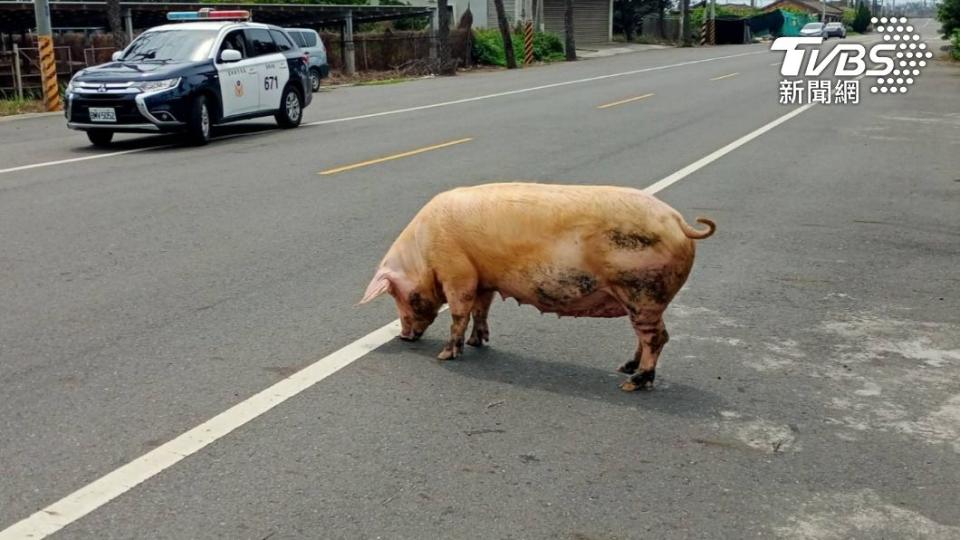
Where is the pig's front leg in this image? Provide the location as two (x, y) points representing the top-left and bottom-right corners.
(438, 283), (478, 360)
(467, 290), (494, 347)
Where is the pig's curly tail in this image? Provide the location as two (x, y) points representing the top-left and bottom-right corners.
(676, 215), (716, 240)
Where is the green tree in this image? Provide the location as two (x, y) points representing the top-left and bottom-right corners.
(613, 0), (658, 42)
(852, 1), (871, 33)
(939, 0), (960, 38)
(841, 7), (856, 28)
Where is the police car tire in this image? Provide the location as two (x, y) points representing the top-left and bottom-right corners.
(86, 130), (114, 147)
(275, 86), (303, 129)
(186, 95), (212, 146)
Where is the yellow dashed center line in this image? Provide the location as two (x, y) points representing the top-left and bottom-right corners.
(710, 72), (740, 81)
(318, 138), (473, 175)
(596, 93), (655, 109)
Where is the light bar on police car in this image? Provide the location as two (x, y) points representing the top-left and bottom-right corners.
(166, 10), (251, 21)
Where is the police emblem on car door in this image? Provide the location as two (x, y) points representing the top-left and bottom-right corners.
(216, 29), (259, 116)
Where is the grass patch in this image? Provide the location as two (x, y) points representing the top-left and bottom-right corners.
(322, 69), (423, 87)
(0, 97), (45, 117)
(632, 34), (675, 45)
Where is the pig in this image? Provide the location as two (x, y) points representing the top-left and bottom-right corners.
(359, 182), (715, 392)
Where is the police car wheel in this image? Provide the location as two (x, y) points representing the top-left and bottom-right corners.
(276, 86), (302, 129)
(310, 69), (321, 92)
(86, 130), (114, 147)
(186, 95), (212, 146)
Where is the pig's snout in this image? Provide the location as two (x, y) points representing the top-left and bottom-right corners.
(399, 316), (425, 341)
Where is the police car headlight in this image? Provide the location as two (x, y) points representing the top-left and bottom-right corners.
(66, 74), (81, 94)
(134, 78), (180, 92)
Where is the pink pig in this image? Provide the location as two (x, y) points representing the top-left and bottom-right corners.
(360, 182), (715, 391)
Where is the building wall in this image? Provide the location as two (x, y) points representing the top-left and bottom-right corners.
(400, 0), (487, 31)
(486, 0), (520, 28)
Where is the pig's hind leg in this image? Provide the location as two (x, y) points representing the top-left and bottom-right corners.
(619, 316), (669, 392)
(467, 290), (494, 347)
(437, 278), (479, 361)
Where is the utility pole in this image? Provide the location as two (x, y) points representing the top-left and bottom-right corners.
(522, 0), (534, 65)
(33, 0), (62, 111)
(710, 0), (716, 45)
(680, 0), (691, 46)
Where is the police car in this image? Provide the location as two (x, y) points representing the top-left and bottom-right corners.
(65, 9), (312, 147)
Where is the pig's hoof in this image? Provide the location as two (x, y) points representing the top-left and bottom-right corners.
(467, 326), (489, 347)
(437, 347), (460, 360)
(467, 333), (488, 347)
(620, 369), (655, 392)
(617, 361), (638, 375)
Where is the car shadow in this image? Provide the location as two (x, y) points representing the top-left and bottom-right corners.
(377, 338), (725, 417)
(68, 121), (282, 153)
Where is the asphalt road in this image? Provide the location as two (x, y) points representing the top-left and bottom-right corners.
(2, 21), (959, 539)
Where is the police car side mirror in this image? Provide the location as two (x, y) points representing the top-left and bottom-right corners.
(111, 51), (122, 62)
(220, 49), (242, 63)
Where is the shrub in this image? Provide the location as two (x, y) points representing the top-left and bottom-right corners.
(952, 29), (960, 60)
(472, 28), (564, 66)
(851, 2), (871, 33)
(940, 0), (960, 39)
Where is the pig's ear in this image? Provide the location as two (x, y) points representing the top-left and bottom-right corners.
(358, 269), (393, 305)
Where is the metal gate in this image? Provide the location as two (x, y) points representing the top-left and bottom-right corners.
(0, 45), (73, 98)
(542, 0), (610, 45)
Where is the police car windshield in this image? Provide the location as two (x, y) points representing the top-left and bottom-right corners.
(121, 29), (218, 63)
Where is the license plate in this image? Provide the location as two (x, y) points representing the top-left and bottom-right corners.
(88, 107), (116, 123)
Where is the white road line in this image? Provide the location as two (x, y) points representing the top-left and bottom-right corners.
(0, 147), (169, 175)
(0, 319), (405, 539)
(0, 131), (265, 176)
(645, 103), (814, 194)
(0, 63), (814, 540)
(0, 50), (767, 177)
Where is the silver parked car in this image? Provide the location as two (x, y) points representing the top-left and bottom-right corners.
(824, 21), (847, 38)
(286, 28), (329, 92)
(799, 22), (828, 38)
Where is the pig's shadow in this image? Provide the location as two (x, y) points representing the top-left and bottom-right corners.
(378, 338), (724, 417)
